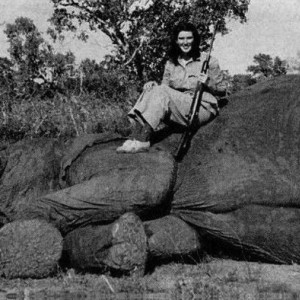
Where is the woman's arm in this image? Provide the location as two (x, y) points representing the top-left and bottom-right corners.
(161, 61), (172, 86)
(207, 57), (227, 97)
(142, 61), (173, 91)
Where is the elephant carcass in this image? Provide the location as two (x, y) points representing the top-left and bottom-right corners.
(2, 75), (300, 275)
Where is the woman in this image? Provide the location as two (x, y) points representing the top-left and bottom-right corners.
(117, 22), (226, 153)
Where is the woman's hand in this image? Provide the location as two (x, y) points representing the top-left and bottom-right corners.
(143, 81), (158, 92)
(198, 73), (208, 85)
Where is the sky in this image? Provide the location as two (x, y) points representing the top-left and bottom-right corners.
(0, 0), (300, 75)
(213, 0), (300, 74)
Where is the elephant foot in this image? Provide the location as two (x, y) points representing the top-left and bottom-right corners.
(64, 212), (147, 276)
(0, 219), (63, 279)
(104, 212), (147, 275)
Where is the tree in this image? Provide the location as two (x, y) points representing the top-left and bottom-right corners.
(247, 53), (287, 78)
(0, 57), (13, 88)
(247, 53), (274, 77)
(3, 17), (78, 97)
(273, 56), (287, 76)
(285, 51), (300, 74)
(79, 58), (138, 104)
(4, 17), (45, 80)
(49, 0), (250, 80)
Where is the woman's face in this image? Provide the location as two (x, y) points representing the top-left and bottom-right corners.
(176, 30), (194, 55)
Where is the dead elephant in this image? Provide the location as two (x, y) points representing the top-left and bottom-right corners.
(0, 75), (300, 278)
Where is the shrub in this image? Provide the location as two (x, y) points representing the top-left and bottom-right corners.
(0, 85), (139, 142)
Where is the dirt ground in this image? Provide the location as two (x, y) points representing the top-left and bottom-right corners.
(1, 258), (300, 299)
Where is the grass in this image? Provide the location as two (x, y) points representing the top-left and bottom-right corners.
(0, 90), (136, 144)
(1, 259), (299, 299)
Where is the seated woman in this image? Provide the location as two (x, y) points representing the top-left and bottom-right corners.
(117, 21), (226, 153)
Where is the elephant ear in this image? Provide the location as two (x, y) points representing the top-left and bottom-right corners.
(59, 133), (124, 187)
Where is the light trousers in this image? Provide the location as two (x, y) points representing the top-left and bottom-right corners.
(129, 84), (218, 130)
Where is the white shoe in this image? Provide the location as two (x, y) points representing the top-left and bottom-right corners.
(116, 139), (150, 153)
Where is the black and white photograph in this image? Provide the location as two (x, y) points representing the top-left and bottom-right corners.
(0, 0), (300, 299)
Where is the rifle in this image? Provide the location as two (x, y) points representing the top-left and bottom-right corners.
(174, 22), (219, 161)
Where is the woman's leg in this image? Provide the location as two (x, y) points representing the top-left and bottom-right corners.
(117, 86), (218, 153)
(197, 105), (216, 126)
(130, 84), (192, 130)
(117, 85), (191, 153)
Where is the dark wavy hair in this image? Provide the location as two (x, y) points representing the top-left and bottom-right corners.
(167, 22), (201, 65)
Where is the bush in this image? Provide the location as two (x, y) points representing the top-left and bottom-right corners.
(230, 74), (257, 94)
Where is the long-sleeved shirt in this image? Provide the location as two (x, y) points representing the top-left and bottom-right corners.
(161, 54), (227, 99)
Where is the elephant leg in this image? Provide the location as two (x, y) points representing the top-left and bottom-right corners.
(175, 205), (300, 264)
(0, 219), (63, 279)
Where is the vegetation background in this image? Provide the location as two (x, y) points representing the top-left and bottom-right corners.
(0, 0), (290, 144)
